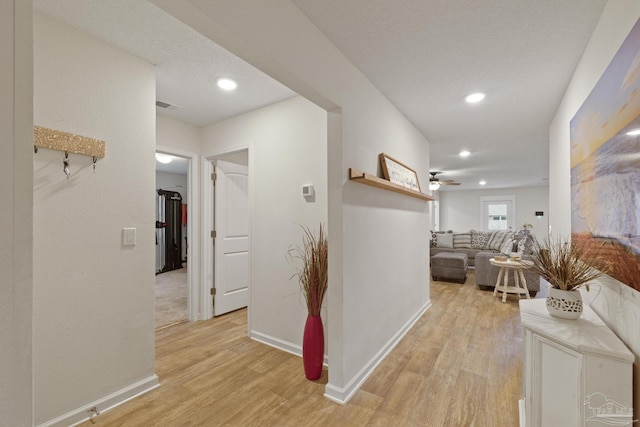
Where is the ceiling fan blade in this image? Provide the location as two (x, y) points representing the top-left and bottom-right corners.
(440, 182), (461, 185)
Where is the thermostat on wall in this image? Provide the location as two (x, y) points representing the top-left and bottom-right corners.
(302, 184), (314, 197)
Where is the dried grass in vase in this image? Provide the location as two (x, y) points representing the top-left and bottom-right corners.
(287, 224), (328, 316)
(528, 235), (608, 291)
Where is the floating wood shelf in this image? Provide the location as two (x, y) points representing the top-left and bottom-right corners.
(349, 168), (434, 201)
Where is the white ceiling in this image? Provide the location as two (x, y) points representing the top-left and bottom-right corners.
(34, 0), (607, 190)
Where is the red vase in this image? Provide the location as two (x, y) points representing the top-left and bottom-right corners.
(302, 315), (324, 380)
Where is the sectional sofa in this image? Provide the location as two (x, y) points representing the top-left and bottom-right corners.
(430, 229), (541, 295)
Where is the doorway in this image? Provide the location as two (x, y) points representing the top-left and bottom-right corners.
(155, 147), (200, 328)
(202, 149), (250, 319)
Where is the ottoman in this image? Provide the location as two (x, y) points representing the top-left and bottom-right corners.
(431, 252), (468, 283)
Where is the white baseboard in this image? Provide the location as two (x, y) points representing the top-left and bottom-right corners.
(38, 374), (159, 427)
(250, 330), (329, 365)
(324, 300), (432, 404)
(518, 398), (526, 427)
(250, 330), (303, 357)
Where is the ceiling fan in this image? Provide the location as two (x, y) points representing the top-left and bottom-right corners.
(429, 171), (461, 191)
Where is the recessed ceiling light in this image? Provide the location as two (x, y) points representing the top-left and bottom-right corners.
(465, 92), (486, 104)
(626, 129), (640, 136)
(479, 180), (487, 186)
(156, 153), (173, 164)
(459, 150), (470, 157)
(216, 77), (238, 91)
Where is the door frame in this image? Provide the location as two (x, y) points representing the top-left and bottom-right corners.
(201, 147), (251, 325)
(156, 145), (200, 322)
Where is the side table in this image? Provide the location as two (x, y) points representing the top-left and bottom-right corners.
(490, 258), (533, 303)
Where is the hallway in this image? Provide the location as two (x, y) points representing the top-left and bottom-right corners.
(82, 271), (530, 426)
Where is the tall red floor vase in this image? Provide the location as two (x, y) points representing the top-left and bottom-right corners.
(302, 315), (324, 380)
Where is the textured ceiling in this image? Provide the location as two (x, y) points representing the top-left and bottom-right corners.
(293, 0), (607, 190)
(34, 0), (296, 128)
(34, 0), (607, 190)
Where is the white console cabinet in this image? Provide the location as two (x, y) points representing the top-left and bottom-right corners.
(519, 299), (634, 427)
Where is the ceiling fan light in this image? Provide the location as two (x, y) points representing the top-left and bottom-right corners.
(429, 182), (440, 191)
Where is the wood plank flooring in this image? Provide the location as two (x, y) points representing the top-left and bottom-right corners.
(81, 271), (533, 426)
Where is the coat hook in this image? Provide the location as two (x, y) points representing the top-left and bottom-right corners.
(63, 151), (70, 179)
(92, 156), (97, 172)
(34, 145), (38, 154)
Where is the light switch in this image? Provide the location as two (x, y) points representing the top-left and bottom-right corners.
(123, 228), (136, 246)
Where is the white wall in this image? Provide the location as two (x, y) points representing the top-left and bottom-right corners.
(156, 115), (200, 154)
(549, 0), (640, 414)
(33, 13), (157, 425)
(0, 1), (33, 426)
(439, 186), (549, 242)
(201, 96), (328, 348)
(153, 0), (431, 402)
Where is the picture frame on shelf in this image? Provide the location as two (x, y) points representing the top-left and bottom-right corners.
(379, 153), (421, 192)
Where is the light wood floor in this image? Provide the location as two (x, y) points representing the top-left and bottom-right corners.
(82, 271), (532, 426)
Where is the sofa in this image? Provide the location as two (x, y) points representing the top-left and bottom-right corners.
(430, 230), (510, 267)
(430, 229), (540, 295)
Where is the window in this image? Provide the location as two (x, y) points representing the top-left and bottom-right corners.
(487, 204), (508, 230)
(480, 196), (515, 232)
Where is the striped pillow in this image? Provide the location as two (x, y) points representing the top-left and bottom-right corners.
(453, 233), (472, 248)
(488, 231), (513, 252)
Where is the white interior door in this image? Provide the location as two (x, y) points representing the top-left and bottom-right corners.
(213, 160), (249, 316)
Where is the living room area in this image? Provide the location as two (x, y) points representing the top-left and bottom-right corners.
(429, 186), (549, 296)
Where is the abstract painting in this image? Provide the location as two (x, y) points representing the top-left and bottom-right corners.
(570, 18), (640, 290)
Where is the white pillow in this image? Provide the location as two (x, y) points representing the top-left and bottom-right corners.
(436, 233), (454, 248)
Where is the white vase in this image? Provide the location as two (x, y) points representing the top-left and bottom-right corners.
(546, 288), (583, 320)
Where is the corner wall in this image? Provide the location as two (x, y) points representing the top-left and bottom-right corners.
(152, 0), (431, 402)
(33, 13), (157, 425)
(549, 0), (640, 413)
(201, 96), (328, 350)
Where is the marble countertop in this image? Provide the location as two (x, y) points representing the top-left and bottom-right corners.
(519, 299), (634, 363)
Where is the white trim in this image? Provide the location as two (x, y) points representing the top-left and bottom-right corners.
(518, 398), (526, 427)
(324, 300), (432, 404)
(250, 330), (329, 365)
(39, 375), (159, 427)
(156, 145), (201, 321)
(201, 157), (214, 320)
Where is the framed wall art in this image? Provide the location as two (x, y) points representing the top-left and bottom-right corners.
(379, 153), (421, 192)
(570, 17), (640, 290)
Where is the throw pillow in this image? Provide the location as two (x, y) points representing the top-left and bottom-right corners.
(499, 235), (515, 254)
(436, 233), (454, 248)
(453, 233), (472, 248)
(470, 230), (492, 249)
(430, 230), (441, 247)
(518, 236), (534, 254)
(488, 230), (513, 252)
